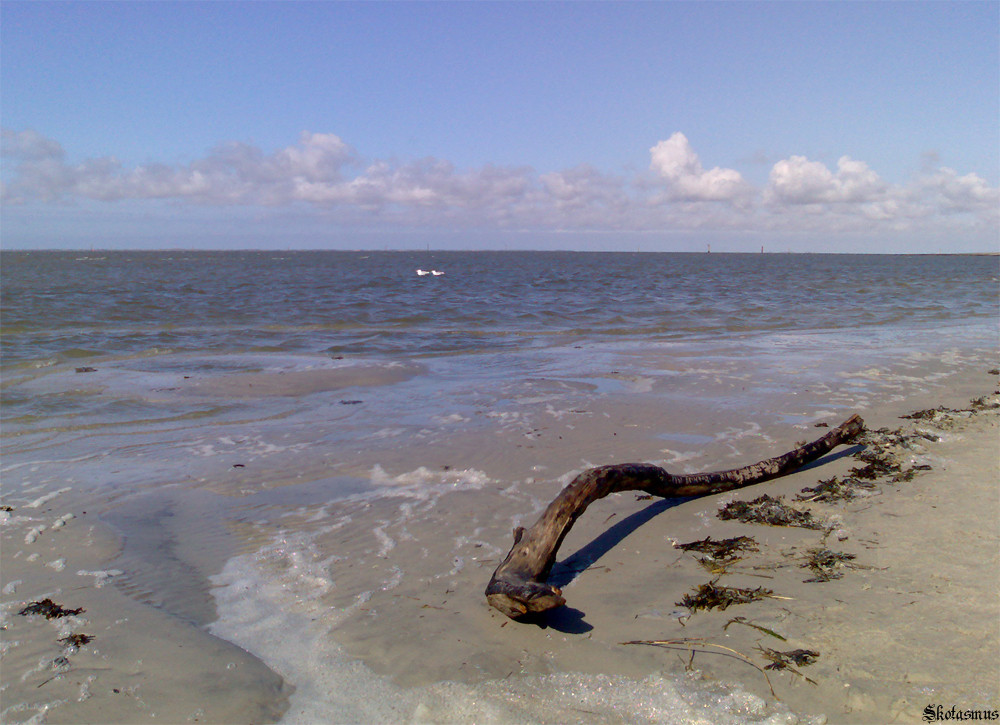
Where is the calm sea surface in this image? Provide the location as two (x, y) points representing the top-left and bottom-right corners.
(3, 251), (996, 365)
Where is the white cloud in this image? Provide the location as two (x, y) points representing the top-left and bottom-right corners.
(292, 158), (535, 216)
(1, 131), (356, 205)
(541, 165), (625, 209)
(1, 128), (64, 160)
(2, 127), (997, 242)
(766, 155), (886, 204)
(915, 167), (998, 211)
(649, 132), (750, 202)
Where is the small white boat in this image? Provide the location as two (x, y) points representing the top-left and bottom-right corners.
(416, 269), (444, 276)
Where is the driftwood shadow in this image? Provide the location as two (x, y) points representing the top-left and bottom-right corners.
(798, 444), (863, 472)
(523, 604), (593, 634)
(548, 496), (693, 590)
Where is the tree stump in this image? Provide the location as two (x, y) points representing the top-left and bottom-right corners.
(486, 414), (864, 619)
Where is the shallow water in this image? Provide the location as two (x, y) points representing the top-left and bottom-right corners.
(2, 250), (998, 722)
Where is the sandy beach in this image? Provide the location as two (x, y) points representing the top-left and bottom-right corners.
(3, 0), (998, 716)
(2, 364), (998, 724)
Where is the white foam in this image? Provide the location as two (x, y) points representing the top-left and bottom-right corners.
(1, 699), (70, 725)
(658, 449), (703, 470)
(487, 410), (522, 424)
(51, 513), (74, 529)
(372, 525), (395, 558)
(187, 435), (310, 458)
(209, 534), (401, 723)
(76, 569), (123, 588)
(368, 465), (491, 494)
(0, 512), (33, 527)
(209, 533), (812, 725)
(629, 376), (656, 393)
(24, 488), (73, 509)
(432, 413), (468, 424)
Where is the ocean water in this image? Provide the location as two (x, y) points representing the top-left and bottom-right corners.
(2, 251), (996, 365)
(2, 250), (998, 722)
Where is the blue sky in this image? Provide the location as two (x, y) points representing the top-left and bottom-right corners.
(2, 1), (997, 252)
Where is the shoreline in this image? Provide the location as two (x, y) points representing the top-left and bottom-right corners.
(2, 373), (998, 723)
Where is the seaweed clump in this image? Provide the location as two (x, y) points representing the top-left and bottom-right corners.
(677, 582), (774, 612)
(18, 599), (84, 619)
(848, 434), (935, 484)
(797, 476), (878, 503)
(801, 548), (857, 582)
(718, 494), (823, 530)
(675, 536), (758, 559)
(899, 406), (950, 421)
(759, 647), (820, 669)
(675, 535), (760, 574)
(60, 633), (94, 648)
(757, 646), (820, 684)
(969, 395), (1000, 411)
(850, 449), (901, 480)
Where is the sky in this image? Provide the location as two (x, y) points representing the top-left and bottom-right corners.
(1, 1), (998, 252)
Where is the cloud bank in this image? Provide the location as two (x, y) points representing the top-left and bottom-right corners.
(2, 127), (996, 240)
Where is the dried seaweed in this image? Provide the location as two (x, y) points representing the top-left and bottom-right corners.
(675, 536), (760, 574)
(890, 464), (932, 482)
(900, 407), (949, 420)
(850, 449), (900, 480)
(677, 582), (775, 612)
(801, 548), (857, 582)
(859, 427), (939, 449)
(797, 476), (878, 503)
(969, 396), (1000, 411)
(718, 494), (823, 529)
(757, 646), (820, 684)
(674, 536), (759, 560)
(59, 633), (93, 648)
(18, 599), (85, 619)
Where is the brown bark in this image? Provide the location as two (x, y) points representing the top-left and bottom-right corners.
(485, 414), (864, 619)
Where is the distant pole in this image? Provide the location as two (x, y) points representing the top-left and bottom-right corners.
(761, 245), (764, 254)
(707, 243), (711, 254)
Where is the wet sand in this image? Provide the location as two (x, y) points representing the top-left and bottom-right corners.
(2, 374), (998, 723)
(0, 491), (290, 724)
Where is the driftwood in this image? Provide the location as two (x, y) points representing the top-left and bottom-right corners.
(485, 414), (864, 619)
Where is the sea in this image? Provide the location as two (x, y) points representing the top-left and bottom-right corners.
(1, 250), (998, 723)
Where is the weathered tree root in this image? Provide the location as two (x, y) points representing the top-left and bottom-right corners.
(485, 414), (864, 619)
